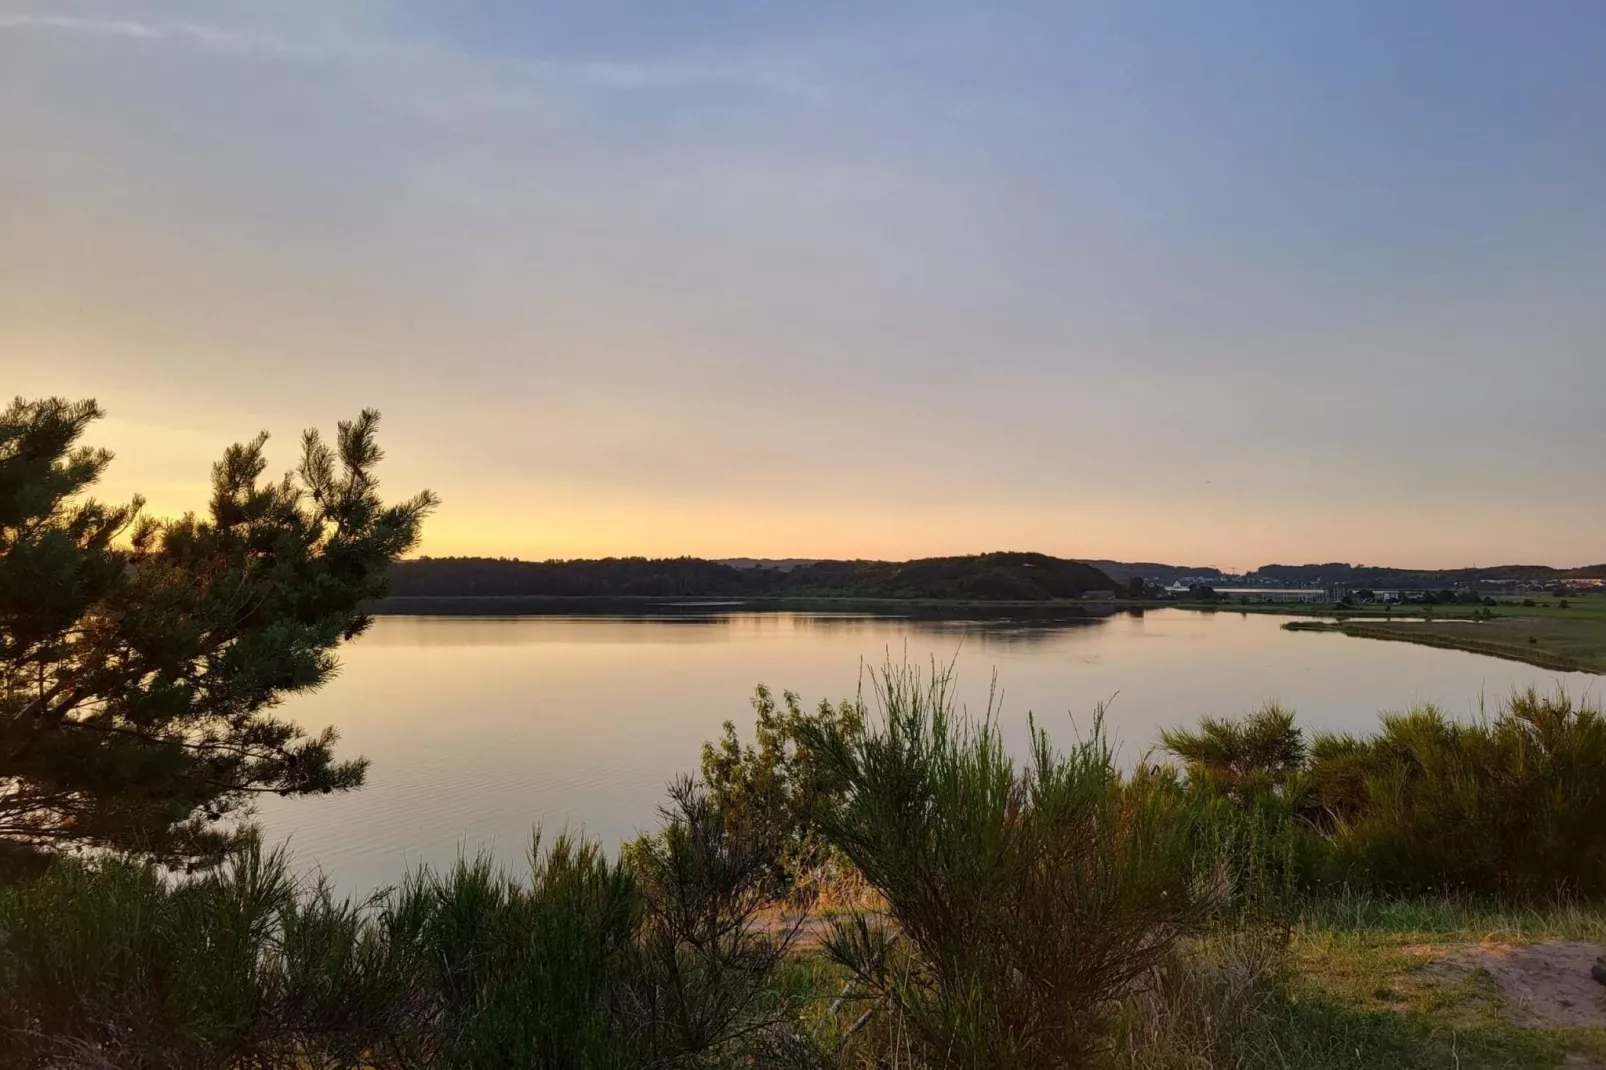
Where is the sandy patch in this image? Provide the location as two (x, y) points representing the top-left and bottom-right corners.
(1409, 941), (1606, 1028)
(1471, 941), (1606, 1029)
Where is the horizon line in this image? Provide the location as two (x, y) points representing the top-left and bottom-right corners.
(398, 551), (1606, 573)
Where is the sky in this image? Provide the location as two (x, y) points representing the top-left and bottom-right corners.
(3, 2), (1604, 570)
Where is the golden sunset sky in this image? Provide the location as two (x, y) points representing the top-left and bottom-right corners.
(5, 3), (1604, 568)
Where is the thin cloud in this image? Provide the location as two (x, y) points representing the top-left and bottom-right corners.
(538, 58), (819, 98)
(171, 22), (326, 60)
(0, 11), (813, 97)
(0, 12), (329, 59)
(0, 13), (162, 39)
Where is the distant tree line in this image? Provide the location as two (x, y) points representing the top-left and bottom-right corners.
(386, 552), (1120, 602)
(386, 558), (1606, 603)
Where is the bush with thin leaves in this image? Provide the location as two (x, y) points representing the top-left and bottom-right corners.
(798, 662), (1207, 1069)
(386, 835), (641, 1068)
(1317, 687), (1606, 897)
(1158, 705), (1336, 911)
(625, 776), (820, 1065)
(1165, 688), (1606, 899)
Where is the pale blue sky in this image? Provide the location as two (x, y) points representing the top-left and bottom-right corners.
(4, 2), (1603, 567)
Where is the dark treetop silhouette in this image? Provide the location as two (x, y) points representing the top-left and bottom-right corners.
(0, 398), (435, 872)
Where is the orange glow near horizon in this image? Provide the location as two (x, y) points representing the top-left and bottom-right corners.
(2, 398), (1581, 572)
(5, 5), (1604, 571)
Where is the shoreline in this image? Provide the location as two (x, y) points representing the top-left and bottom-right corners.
(365, 595), (1606, 675)
(368, 594), (1431, 615)
(1292, 618), (1602, 674)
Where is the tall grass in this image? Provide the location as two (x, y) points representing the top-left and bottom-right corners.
(1113, 936), (1287, 1070)
(1296, 885), (1606, 941)
(388, 835), (640, 1067)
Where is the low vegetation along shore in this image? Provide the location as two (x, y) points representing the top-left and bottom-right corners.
(1284, 599), (1606, 674)
(7, 398), (1606, 1068)
(9, 673), (1606, 1068)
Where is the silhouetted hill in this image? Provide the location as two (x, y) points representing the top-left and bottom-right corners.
(1081, 560), (1224, 584)
(387, 552), (1119, 601)
(717, 558), (817, 572)
(778, 552), (1117, 600)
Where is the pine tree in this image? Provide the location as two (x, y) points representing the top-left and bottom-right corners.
(0, 397), (436, 873)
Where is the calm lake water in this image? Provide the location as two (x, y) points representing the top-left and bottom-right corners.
(256, 608), (1596, 893)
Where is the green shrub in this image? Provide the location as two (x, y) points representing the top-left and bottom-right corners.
(0, 846), (421, 1068)
(1165, 689), (1606, 900)
(1160, 702), (1338, 904)
(1161, 702), (1306, 801)
(388, 835), (642, 1068)
(0, 783), (816, 1068)
(1316, 688), (1606, 897)
(799, 662), (1206, 1069)
(623, 777), (819, 1065)
(699, 685), (864, 896)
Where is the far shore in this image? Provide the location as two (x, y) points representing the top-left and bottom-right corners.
(367, 595), (1606, 675)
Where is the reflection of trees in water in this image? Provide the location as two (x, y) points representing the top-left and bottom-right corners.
(371, 602), (1142, 650)
(784, 609), (1126, 649)
(584, 613), (1121, 650)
